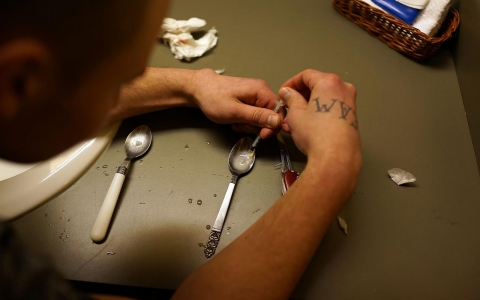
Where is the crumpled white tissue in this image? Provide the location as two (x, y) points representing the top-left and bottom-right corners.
(161, 17), (218, 61)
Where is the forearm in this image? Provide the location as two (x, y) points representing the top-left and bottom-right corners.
(105, 67), (284, 140)
(107, 67), (198, 123)
(173, 157), (359, 299)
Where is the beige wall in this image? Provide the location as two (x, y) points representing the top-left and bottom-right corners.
(453, 0), (480, 171)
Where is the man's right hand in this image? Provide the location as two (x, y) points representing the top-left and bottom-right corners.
(279, 70), (361, 164)
(279, 69), (362, 192)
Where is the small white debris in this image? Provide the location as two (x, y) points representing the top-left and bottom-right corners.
(388, 168), (416, 185)
(338, 216), (348, 236)
(214, 68), (225, 75)
(106, 251), (116, 255)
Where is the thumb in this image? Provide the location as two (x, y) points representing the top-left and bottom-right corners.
(233, 103), (282, 129)
(278, 87), (307, 110)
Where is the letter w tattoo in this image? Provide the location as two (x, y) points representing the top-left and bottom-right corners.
(314, 98), (337, 112)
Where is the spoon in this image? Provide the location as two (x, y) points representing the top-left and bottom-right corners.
(91, 125), (152, 243)
(205, 136), (255, 258)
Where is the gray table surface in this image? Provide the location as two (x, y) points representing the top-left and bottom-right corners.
(11, 0), (480, 299)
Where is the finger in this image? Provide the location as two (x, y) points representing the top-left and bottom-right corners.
(259, 127), (280, 139)
(280, 115), (291, 133)
(280, 70), (315, 100)
(230, 102), (283, 129)
(278, 87), (307, 110)
(234, 105), (287, 138)
(259, 106), (287, 138)
(282, 69), (324, 91)
(232, 77), (278, 110)
(281, 123), (291, 133)
(255, 88), (283, 110)
(282, 69), (348, 102)
(281, 69), (325, 93)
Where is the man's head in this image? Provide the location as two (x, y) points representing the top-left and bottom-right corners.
(0, 0), (169, 162)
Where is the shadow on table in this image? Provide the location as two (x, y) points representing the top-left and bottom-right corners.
(115, 107), (242, 153)
(71, 280), (175, 299)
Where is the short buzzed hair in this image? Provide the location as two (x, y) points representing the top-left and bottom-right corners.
(0, 0), (148, 85)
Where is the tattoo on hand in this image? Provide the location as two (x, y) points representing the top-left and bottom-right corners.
(314, 98), (337, 113)
(339, 101), (352, 120)
(313, 98), (358, 130)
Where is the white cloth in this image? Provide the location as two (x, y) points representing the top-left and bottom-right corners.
(412, 0), (451, 36)
(161, 18), (218, 61)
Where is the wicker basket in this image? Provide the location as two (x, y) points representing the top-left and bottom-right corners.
(332, 0), (460, 61)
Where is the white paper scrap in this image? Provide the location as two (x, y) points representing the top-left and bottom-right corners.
(161, 18), (218, 61)
(388, 168), (416, 185)
(338, 217), (348, 236)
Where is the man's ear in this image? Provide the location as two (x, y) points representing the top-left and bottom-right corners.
(0, 39), (55, 121)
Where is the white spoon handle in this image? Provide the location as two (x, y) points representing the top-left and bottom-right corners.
(91, 172), (126, 242)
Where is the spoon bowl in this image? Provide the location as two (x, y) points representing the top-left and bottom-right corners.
(125, 126), (152, 159)
(228, 137), (255, 175)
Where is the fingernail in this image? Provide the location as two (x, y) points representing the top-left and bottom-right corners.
(279, 87), (291, 101)
(267, 115), (279, 128)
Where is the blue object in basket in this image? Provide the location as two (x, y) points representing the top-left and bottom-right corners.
(372, 0), (421, 25)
